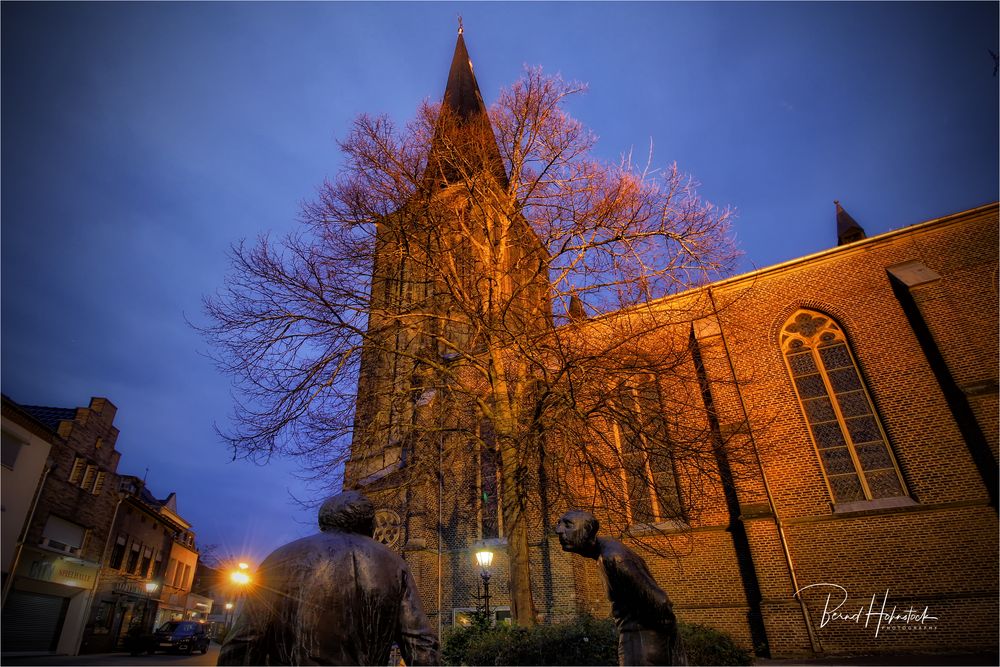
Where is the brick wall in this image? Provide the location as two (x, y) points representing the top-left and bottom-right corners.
(357, 204), (999, 659)
(26, 397), (122, 565)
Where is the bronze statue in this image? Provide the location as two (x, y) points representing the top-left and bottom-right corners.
(218, 491), (439, 666)
(556, 510), (686, 666)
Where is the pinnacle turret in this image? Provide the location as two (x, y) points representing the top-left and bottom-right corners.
(835, 200), (866, 246)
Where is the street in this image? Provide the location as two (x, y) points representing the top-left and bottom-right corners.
(3, 643), (220, 666)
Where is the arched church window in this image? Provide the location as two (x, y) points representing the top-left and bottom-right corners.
(611, 377), (682, 525)
(781, 310), (906, 503)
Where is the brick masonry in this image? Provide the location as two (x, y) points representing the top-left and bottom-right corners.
(353, 205), (999, 658)
(23, 398), (122, 566)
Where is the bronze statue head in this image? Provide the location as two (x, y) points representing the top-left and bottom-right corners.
(318, 490), (375, 537)
(555, 510), (600, 557)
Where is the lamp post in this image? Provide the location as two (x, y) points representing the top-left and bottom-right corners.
(475, 549), (494, 621)
(143, 580), (159, 632)
(224, 602), (234, 635)
(228, 560), (252, 630)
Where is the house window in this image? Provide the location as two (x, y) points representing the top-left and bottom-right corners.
(126, 542), (141, 574)
(1, 431), (23, 468)
(69, 457), (86, 484)
(782, 310), (906, 503)
(92, 472), (107, 496)
(611, 378), (682, 525)
(140, 547), (153, 578)
(42, 515), (86, 555)
(92, 600), (116, 635)
(68, 457), (105, 494)
(478, 418), (501, 539)
(110, 535), (127, 569)
(81, 464), (97, 491)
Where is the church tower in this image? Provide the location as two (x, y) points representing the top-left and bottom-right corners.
(344, 27), (553, 629)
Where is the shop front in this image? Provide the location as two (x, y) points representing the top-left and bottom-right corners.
(1, 547), (99, 655)
(81, 578), (162, 653)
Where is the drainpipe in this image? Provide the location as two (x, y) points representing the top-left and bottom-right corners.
(707, 287), (822, 654)
(2, 461), (54, 607)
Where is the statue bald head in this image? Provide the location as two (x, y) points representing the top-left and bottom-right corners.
(318, 491), (375, 537)
(555, 510), (600, 557)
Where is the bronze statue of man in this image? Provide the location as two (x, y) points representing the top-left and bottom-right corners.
(556, 510), (686, 666)
(218, 491), (439, 666)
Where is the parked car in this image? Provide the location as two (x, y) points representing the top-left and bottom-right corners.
(149, 620), (210, 654)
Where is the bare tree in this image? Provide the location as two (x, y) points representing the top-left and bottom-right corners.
(202, 65), (740, 626)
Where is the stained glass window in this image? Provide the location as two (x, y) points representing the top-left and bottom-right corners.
(782, 310), (906, 504)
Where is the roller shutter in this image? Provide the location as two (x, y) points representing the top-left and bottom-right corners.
(1, 590), (68, 652)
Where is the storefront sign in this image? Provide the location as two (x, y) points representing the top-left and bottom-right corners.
(19, 549), (99, 589)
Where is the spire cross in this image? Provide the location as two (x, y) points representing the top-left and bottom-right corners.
(457, 15), (463, 35)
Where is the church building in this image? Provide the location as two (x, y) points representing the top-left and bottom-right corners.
(346, 29), (998, 659)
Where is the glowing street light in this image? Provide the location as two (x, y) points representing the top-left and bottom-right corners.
(474, 549), (494, 619)
(141, 580), (160, 634)
(230, 570), (251, 585)
(475, 550), (494, 570)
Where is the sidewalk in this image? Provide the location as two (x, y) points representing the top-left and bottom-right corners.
(2, 643), (221, 666)
(758, 651), (998, 666)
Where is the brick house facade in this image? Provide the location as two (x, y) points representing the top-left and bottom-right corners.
(346, 30), (998, 659)
(1, 397), (122, 655)
(79, 476), (199, 654)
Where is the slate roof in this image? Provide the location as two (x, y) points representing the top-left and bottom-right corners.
(443, 31), (489, 121)
(18, 404), (77, 431)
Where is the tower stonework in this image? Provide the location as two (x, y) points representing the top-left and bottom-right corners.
(345, 30), (558, 631)
(345, 30), (999, 658)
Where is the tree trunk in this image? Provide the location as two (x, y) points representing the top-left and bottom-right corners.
(499, 436), (536, 626)
(488, 346), (538, 627)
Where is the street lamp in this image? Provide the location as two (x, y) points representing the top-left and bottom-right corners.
(143, 581), (160, 633)
(475, 549), (494, 620)
(230, 561), (252, 586)
(228, 560), (253, 635)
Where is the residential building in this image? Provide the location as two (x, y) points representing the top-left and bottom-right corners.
(79, 476), (199, 654)
(0, 397), (122, 656)
(1, 396), (54, 589)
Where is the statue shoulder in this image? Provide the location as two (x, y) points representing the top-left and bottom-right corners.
(260, 532), (329, 566)
(597, 537), (630, 562)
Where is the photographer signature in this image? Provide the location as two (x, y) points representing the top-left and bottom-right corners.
(795, 583), (938, 637)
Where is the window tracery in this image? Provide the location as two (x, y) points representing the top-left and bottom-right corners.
(781, 310), (906, 503)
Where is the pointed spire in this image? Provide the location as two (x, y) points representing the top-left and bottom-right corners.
(426, 26), (508, 190)
(443, 28), (489, 121)
(835, 200), (866, 246)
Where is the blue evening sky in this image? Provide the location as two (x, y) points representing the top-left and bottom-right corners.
(3, 2), (997, 564)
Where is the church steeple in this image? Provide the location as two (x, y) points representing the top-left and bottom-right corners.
(835, 200), (866, 246)
(427, 25), (508, 189)
(443, 24), (489, 122)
